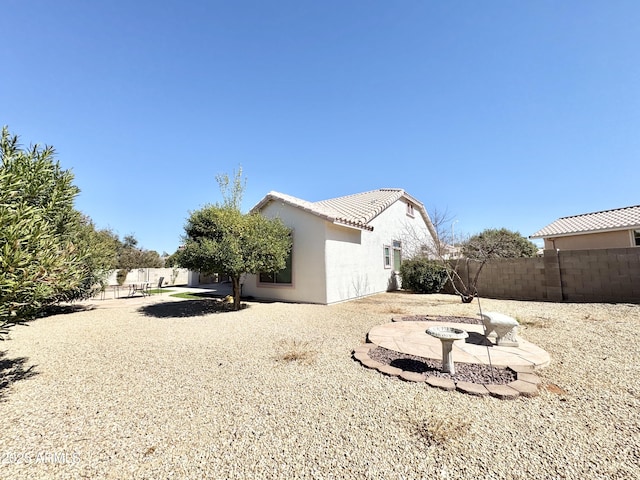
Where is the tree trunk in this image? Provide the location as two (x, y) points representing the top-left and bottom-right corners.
(460, 294), (474, 303)
(231, 275), (242, 311)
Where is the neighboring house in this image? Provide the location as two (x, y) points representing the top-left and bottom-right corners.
(530, 204), (640, 250)
(242, 188), (438, 304)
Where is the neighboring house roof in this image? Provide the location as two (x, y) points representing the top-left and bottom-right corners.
(530, 205), (640, 238)
(251, 188), (434, 234)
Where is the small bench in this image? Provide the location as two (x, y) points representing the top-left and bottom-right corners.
(478, 311), (519, 347)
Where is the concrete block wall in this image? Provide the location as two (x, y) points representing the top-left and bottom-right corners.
(557, 248), (640, 302)
(496, 258), (546, 300)
(450, 257), (547, 301)
(445, 247), (640, 303)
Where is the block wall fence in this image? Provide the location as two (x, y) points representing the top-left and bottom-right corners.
(105, 268), (190, 287)
(445, 247), (640, 303)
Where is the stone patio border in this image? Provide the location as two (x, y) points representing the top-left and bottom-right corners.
(352, 343), (542, 399)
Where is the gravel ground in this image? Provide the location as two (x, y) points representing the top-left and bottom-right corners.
(0, 292), (639, 479)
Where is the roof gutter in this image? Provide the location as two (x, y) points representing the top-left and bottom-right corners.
(530, 224), (640, 239)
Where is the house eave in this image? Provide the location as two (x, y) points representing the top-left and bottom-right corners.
(530, 225), (640, 239)
(332, 220), (373, 232)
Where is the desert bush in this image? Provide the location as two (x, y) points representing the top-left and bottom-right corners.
(1, 126), (117, 336)
(274, 339), (318, 365)
(400, 258), (448, 294)
(404, 397), (471, 446)
(411, 415), (471, 445)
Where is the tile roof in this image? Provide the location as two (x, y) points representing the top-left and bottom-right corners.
(530, 205), (640, 238)
(251, 188), (425, 231)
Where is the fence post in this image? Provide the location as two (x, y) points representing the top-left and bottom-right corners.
(543, 249), (563, 301)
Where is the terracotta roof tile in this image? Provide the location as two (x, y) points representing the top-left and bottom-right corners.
(531, 205), (640, 238)
(316, 188), (405, 226)
(251, 188), (420, 231)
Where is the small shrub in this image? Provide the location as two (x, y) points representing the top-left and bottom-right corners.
(274, 339), (318, 365)
(413, 416), (470, 445)
(404, 402), (471, 446)
(382, 306), (408, 314)
(400, 258), (448, 294)
(116, 269), (128, 286)
(518, 316), (551, 328)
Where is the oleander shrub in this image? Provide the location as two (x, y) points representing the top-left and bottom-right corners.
(400, 258), (448, 294)
(1, 126), (117, 337)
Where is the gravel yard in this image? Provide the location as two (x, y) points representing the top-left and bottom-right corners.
(1, 292), (639, 479)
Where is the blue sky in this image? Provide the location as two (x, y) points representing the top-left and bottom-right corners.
(2, 1), (638, 254)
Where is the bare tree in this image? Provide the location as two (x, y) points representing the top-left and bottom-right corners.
(401, 207), (477, 303)
(419, 222), (539, 303)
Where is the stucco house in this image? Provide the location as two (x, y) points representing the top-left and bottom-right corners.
(241, 188), (438, 304)
(530, 204), (640, 250)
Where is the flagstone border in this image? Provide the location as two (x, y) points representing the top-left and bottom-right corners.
(352, 343), (541, 399)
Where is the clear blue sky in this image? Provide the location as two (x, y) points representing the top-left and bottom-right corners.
(2, 1), (638, 254)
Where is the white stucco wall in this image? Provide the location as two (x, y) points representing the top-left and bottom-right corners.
(324, 199), (433, 304)
(244, 196), (435, 305)
(242, 201), (328, 304)
(324, 224), (367, 303)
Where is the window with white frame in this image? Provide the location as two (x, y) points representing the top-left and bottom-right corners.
(392, 240), (402, 271)
(259, 245), (293, 284)
(383, 245), (391, 268)
(634, 230), (640, 246)
(406, 202), (415, 217)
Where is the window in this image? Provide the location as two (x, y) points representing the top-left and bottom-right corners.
(406, 202), (415, 217)
(635, 230), (640, 246)
(383, 245), (391, 268)
(259, 249), (293, 284)
(393, 240), (402, 271)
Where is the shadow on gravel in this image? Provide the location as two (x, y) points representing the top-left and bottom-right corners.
(39, 304), (96, 318)
(138, 300), (246, 318)
(0, 351), (38, 400)
(390, 358), (440, 374)
(388, 355), (516, 383)
(10, 304), (97, 328)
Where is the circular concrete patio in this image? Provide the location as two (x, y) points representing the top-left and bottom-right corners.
(367, 321), (550, 370)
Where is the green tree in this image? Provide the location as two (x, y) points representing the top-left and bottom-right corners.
(462, 228), (538, 260)
(117, 237), (163, 270)
(175, 169), (291, 310)
(111, 234), (164, 284)
(215, 166), (246, 210)
(73, 218), (120, 293)
(164, 250), (179, 268)
(0, 126), (117, 336)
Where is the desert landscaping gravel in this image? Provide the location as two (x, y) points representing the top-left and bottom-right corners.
(0, 292), (638, 479)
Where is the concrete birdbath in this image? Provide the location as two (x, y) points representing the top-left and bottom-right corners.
(426, 326), (469, 375)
